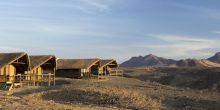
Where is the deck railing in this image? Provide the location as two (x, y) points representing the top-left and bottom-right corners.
(0, 75), (7, 83)
(0, 73), (55, 87)
(109, 69), (123, 76)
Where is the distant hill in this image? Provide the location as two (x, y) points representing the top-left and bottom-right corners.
(121, 53), (220, 68)
(120, 54), (177, 67)
(207, 52), (220, 64)
(176, 59), (220, 68)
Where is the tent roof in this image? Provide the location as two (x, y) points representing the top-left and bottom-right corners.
(57, 58), (100, 70)
(29, 55), (56, 70)
(100, 59), (117, 68)
(0, 52), (29, 69)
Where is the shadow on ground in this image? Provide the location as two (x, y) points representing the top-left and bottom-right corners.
(54, 79), (72, 86)
(164, 96), (220, 110)
(123, 68), (220, 91)
(12, 79), (72, 96)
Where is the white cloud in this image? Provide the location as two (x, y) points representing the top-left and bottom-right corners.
(148, 34), (214, 43)
(0, 0), (113, 15)
(213, 31), (220, 34)
(35, 24), (117, 38)
(82, 0), (109, 11)
(74, 0), (111, 14)
(138, 34), (220, 59)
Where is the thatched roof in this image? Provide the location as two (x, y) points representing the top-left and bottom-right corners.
(57, 59), (100, 70)
(29, 55), (56, 70)
(0, 52), (29, 69)
(100, 59), (118, 68)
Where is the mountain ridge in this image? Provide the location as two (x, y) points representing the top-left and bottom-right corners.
(208, 52), (220, 63)
(120, 54), (177, 67)
(120, 52), (220, 68)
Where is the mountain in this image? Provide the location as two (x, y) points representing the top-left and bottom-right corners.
(120, 54), (177, 67)
(207, 52), (220, 63)
(176, 59), (220, 68)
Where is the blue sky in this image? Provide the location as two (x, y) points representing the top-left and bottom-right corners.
(0, 0), (220, 63)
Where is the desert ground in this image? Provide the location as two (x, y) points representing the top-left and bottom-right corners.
(0, 67), (220, 110)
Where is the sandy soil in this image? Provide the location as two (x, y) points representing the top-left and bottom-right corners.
(0, 68), (220, 110)
(0, 77), (161, 110)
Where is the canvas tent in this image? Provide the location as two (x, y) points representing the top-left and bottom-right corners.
(56, 59), (100, 78)
(100, 59), (118, 75)
(26, 55), (56, 86)
(0, 52), (30, 86)
(28, 55), (56, 75)
(100, 59), (122, 76)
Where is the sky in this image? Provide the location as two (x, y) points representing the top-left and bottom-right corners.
(0, 0), (220, 63)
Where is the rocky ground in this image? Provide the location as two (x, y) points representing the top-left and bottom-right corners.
(0, 68), (220, 110)
(0, 77), (161, 110)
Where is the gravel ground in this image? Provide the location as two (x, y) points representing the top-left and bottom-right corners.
(0, 75), (219, 110)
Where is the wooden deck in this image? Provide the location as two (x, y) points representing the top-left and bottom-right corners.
(109, 69), (123, 76)
(0, 73), (55, 91)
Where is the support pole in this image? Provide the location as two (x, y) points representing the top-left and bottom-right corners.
(19, 75), (21, 87)
(53, 68), (56, 86)
(41, 74), (43, 86)
(48, 73), (51, 86)
(34, 77), (36, 86)
(27, 74), (29, 87)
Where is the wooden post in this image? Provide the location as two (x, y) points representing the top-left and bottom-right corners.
(48, 73), (51, 86)
(98, 71), (99, 80)
(5, 75), (7, 84)
(105, 68), (107, 76)
(19, 75), (21, 86)
(104, 68), (106, 76)
(13, 75), (15, 83)
(40, 74), (43, 86)
(29, 74), (31, 87)
(27, 74), (29, 87)
(36, 75), (38, 87)
(53, 68), (56, 86)
(33, 74), (36, 86)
